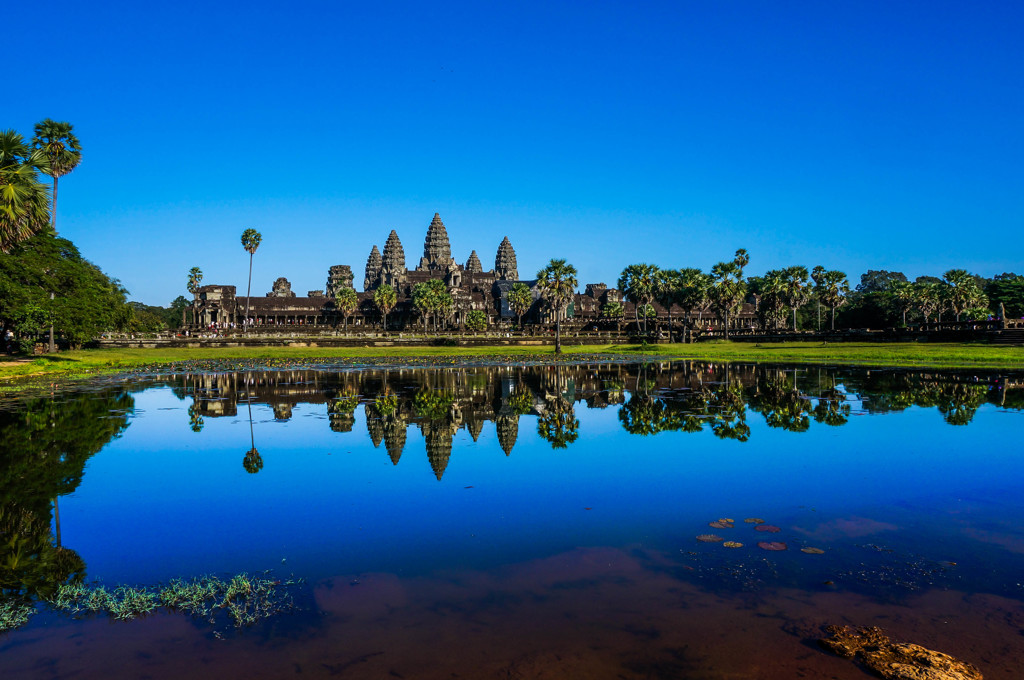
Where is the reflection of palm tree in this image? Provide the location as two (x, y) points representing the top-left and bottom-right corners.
(242, 398), (263, 474)
(187, 403), (204, 432)
(537, 397), (580, 449)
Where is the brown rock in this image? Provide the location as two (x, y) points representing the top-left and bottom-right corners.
(819, 625), (983, 680)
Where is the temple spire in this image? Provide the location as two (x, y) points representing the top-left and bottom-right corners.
(495, 236), (518, 280)
(364, 245), (382, 291)
(419, 213), (453, 271)
(465, 250), (483, 273)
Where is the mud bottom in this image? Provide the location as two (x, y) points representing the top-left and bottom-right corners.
(3, 545), (1022, 679)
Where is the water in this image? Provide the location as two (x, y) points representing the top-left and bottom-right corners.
(2, 360), (1023, 678)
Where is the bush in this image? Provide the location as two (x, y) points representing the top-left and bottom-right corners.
(465, 310), (488, 332)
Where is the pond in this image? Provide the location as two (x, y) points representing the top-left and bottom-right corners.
(2, 359), (1024, 678)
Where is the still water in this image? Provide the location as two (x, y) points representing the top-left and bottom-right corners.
(2, 359), (1024, 678)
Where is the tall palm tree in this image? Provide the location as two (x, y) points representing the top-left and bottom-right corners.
(508, 282), (533, 330)
(675, 268), (711, 342)
(812, 266), (850, 330)
(536, 258), (578, 354)
(31, 120), (81, 234)
(941, 269), (986, 322)
(335, 287), (358, 330)
(782, 265), (811, 330)
(618, 263), (660, 334)
(0, 130), (51, 252)
(656, 268), (682, 341)
(373, 284), (397, 330)
(187, 266), (203, 327)
(240, 229), (262, 332)
(709, 249), (749, 338)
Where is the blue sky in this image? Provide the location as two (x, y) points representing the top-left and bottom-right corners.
(8, 1), (1023, 305)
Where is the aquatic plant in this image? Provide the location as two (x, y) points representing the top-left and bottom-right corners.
(0, 597), (35, 633)
(757, 541), (788, 551)
(722, 541), (743, 548)
(44, 572), (299, 630)
(754, 525), (781, 533)
(744, 518), (765, 524)
(801, 547), (825, 554)
(696, 534), (724, 543)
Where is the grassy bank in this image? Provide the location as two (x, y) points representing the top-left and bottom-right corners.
(1, 341), (1022, 384)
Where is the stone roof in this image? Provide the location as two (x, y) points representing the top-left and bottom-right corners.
(382, 230), (406, 273)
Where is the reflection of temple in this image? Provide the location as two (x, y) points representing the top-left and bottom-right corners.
(167, 361), (1021, 479)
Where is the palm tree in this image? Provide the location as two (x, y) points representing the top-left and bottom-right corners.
(373, 284), (397, 330)
(812, 266), (850, 330)
(335, 287), (358, 331)
(888, 280), (916, 325)
(618, 263), (660, 334)
(675, 268), (711, 342)
(912, 281), (941, 322)
(187, 266), (203, 327)
(508, 282), (533, 330)
(0, 130), (51, 252)
(709, 249), (749, 338)
(240, 229), (262, 332)
(536, 258), (578, 354)
(31, 120), (81, 235)
(782, 265), (811, 330)
(656, 269), (682, 340)
(941, 269), (986, 322)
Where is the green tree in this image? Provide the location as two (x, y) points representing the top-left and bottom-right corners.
(411, 282), (432, 330)
(537, 397), (580, 449)
(373, 284), (397, 329)
(31, 120), (81, 235)
(782, 265), (811, 330)
(709, 249), (748, 338)
(240, 228), (262, 331)
(912, 280), (941, 322)
(334, 287), (358, 330)
(618, 263), (660, 334)
(941, 269), (986, 322)
(675, 268), (711, 341)
(0, 234), (129, 349)
(427, 279), (452, 330)
(749, 270), (787, 330)
(536, 258), (578, 354)
(186, 266), (203, 327)
(656, 268), (682, 340)
(984, 273), (1024, 319)
(812, 266), (850, 330)
(465, 309), (487, 332)
(0, 130), (51, 253)
(507, 282), (533, 329)
(887, 280), (916, 326)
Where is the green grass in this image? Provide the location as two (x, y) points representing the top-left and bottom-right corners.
(1, 340), (1022, 385)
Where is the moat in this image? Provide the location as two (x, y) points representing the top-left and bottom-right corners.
(2, 360), (1024, 679)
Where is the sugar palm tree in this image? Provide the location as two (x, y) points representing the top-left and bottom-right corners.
(709, 249), (749, 338)
(536, 258), (578, 354)
(618, 263), (660, 334)
(335, 287), (358, 331)
(373, 284), (397, 330)
(508, 282), (533, 330)
(187, 266), (203, 327)
(31, 120), (81, 235)
(675, 268), (711, 342)
(0, 130), (51, 252)
(656, 269), (682, 340)
(240, 229), (262, 332)
(941, 269), (986, 321)
(782, 265), (811, 330)
(812, 266), (850, 330)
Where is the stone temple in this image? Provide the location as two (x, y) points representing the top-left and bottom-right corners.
(191, 212), (755, 331)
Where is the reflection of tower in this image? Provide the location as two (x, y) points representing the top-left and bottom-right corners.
(495, 414), (519, 456)
(273, 404), (293, 420)
(328, 396), (358, 433)
(364, 404), (385, 447)
(421, 422), (454, 480)
(383, 415), (407, 465)
(466, 417), (484, 442)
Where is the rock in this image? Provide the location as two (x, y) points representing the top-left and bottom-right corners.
(819, 625), (983, 680)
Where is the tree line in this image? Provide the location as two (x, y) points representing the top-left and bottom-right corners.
(614, 251), (1015, 339)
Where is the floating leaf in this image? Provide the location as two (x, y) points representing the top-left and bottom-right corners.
(801, 547), (825, 554)
(708, 521), (733, 529)
(755, 525), (781, 533)
(758, 541), (788, 551)
(722, 541), (743, 549)
(744, 518), (765, 524)
(717, 518), (734, 524)
(696, 534), (724, 543)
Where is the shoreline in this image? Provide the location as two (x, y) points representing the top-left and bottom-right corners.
(1, 341), (1022, 387)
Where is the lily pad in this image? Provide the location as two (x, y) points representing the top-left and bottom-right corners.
(758, 541), (788, 551)
(708, 521), (733, 529)
(755, 525), (781, 533)
(801, 547), (825, 554)
(696, 534), (725, 543)
(744, 518), (765, 524)
(717, 518), (734, 524)
(722, 541), (743, 549)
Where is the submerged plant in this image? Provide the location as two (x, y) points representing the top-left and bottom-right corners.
(0, 597), (35, 633)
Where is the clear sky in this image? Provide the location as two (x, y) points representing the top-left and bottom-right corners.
(7, 0), (1023, 305)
